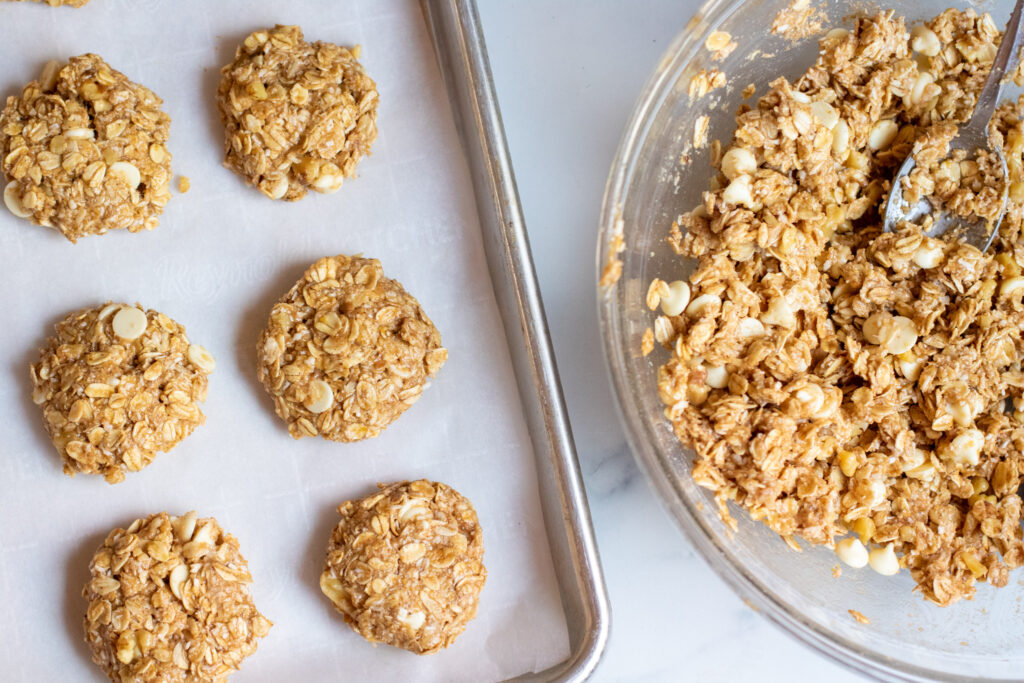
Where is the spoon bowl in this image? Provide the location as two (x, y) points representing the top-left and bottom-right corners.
(882, 127), (1009, 251)
(882, 0), (1024, 250)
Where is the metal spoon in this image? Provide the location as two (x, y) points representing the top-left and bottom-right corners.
(882, 0), (1024, 251)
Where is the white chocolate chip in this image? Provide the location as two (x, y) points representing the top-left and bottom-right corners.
(722, 174), (756, 208)
(907, 72), (935, 107)
(1000, 276), (1024, 297)
(940, 159), (962, 183)
(944, 383), (982, 428)
(913, 241), (944, 269)
(109, 161), (141, 189)
(911, 26), (941, 57)
(397, 608), (426, 631)
(312, 173), (343, 194)
(795, 384), (825, 415)
(824, 28), (850, 42)
(187, 345), (216, 374)
(267, 176), (289, 200)
(738, 317), (765, 338)
(3, 184), (31, 218)
(660, 280), (691, 316)
(112, 306), (148, 340)
(173, 511), (198, 543)
(868, 120), (899, 151)
(835, 537), (869, 568)
(866, 480), (888, 508)
(883, 316), (917, 355)
(897, 352), (923, 381)
(189, 522), (217, 549)
(868, 543), (900, 576)
(705, 363), (728, 389)
(320, 573), (345, 605)
(761, 296), (796, 328)
(863, 312), (917, 355)
(946, 429), (984, 466)
(810, 101), (839, 130)
(304, 379), (334, 414)
(789, 91), (811, 104)
(720, 147), (757, 180)
(947, 399), (977, 428)
(685, 293), (721, 317)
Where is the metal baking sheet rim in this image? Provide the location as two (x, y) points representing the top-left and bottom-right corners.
(421, 1), (611, 681)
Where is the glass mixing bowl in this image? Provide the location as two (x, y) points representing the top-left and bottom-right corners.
(597, 0), (1024, 680)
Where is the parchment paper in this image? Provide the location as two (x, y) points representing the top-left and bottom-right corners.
(0, 1), (570, 680)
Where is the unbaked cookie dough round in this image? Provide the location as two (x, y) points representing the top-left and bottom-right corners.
(0, 55), (172, 241)
(30, 302), (214, 483)
(83, 512), (272, 682)
(320, 480), (486, 653)
(256, 255), (447, 441)
(216, 24), (379, 201)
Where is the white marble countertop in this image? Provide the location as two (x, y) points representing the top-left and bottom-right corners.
(478, 3), (865, 681)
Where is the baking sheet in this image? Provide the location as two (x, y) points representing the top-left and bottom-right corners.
(0, 0), (571, 680)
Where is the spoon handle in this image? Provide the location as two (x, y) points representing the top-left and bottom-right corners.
(969, 0), (1024, 130)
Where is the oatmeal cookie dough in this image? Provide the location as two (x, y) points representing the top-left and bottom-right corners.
(83, 512), (272, 682)
(319, 480), (486, 653)
(0, 55), (172, 241)
(652, 8), (1024, 605)
(217, 25), (378, 201)
(257, 255), (447, 441)
(31, 303), (214, 483)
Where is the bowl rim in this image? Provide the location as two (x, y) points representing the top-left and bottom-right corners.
(594, 1), (998, 680)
